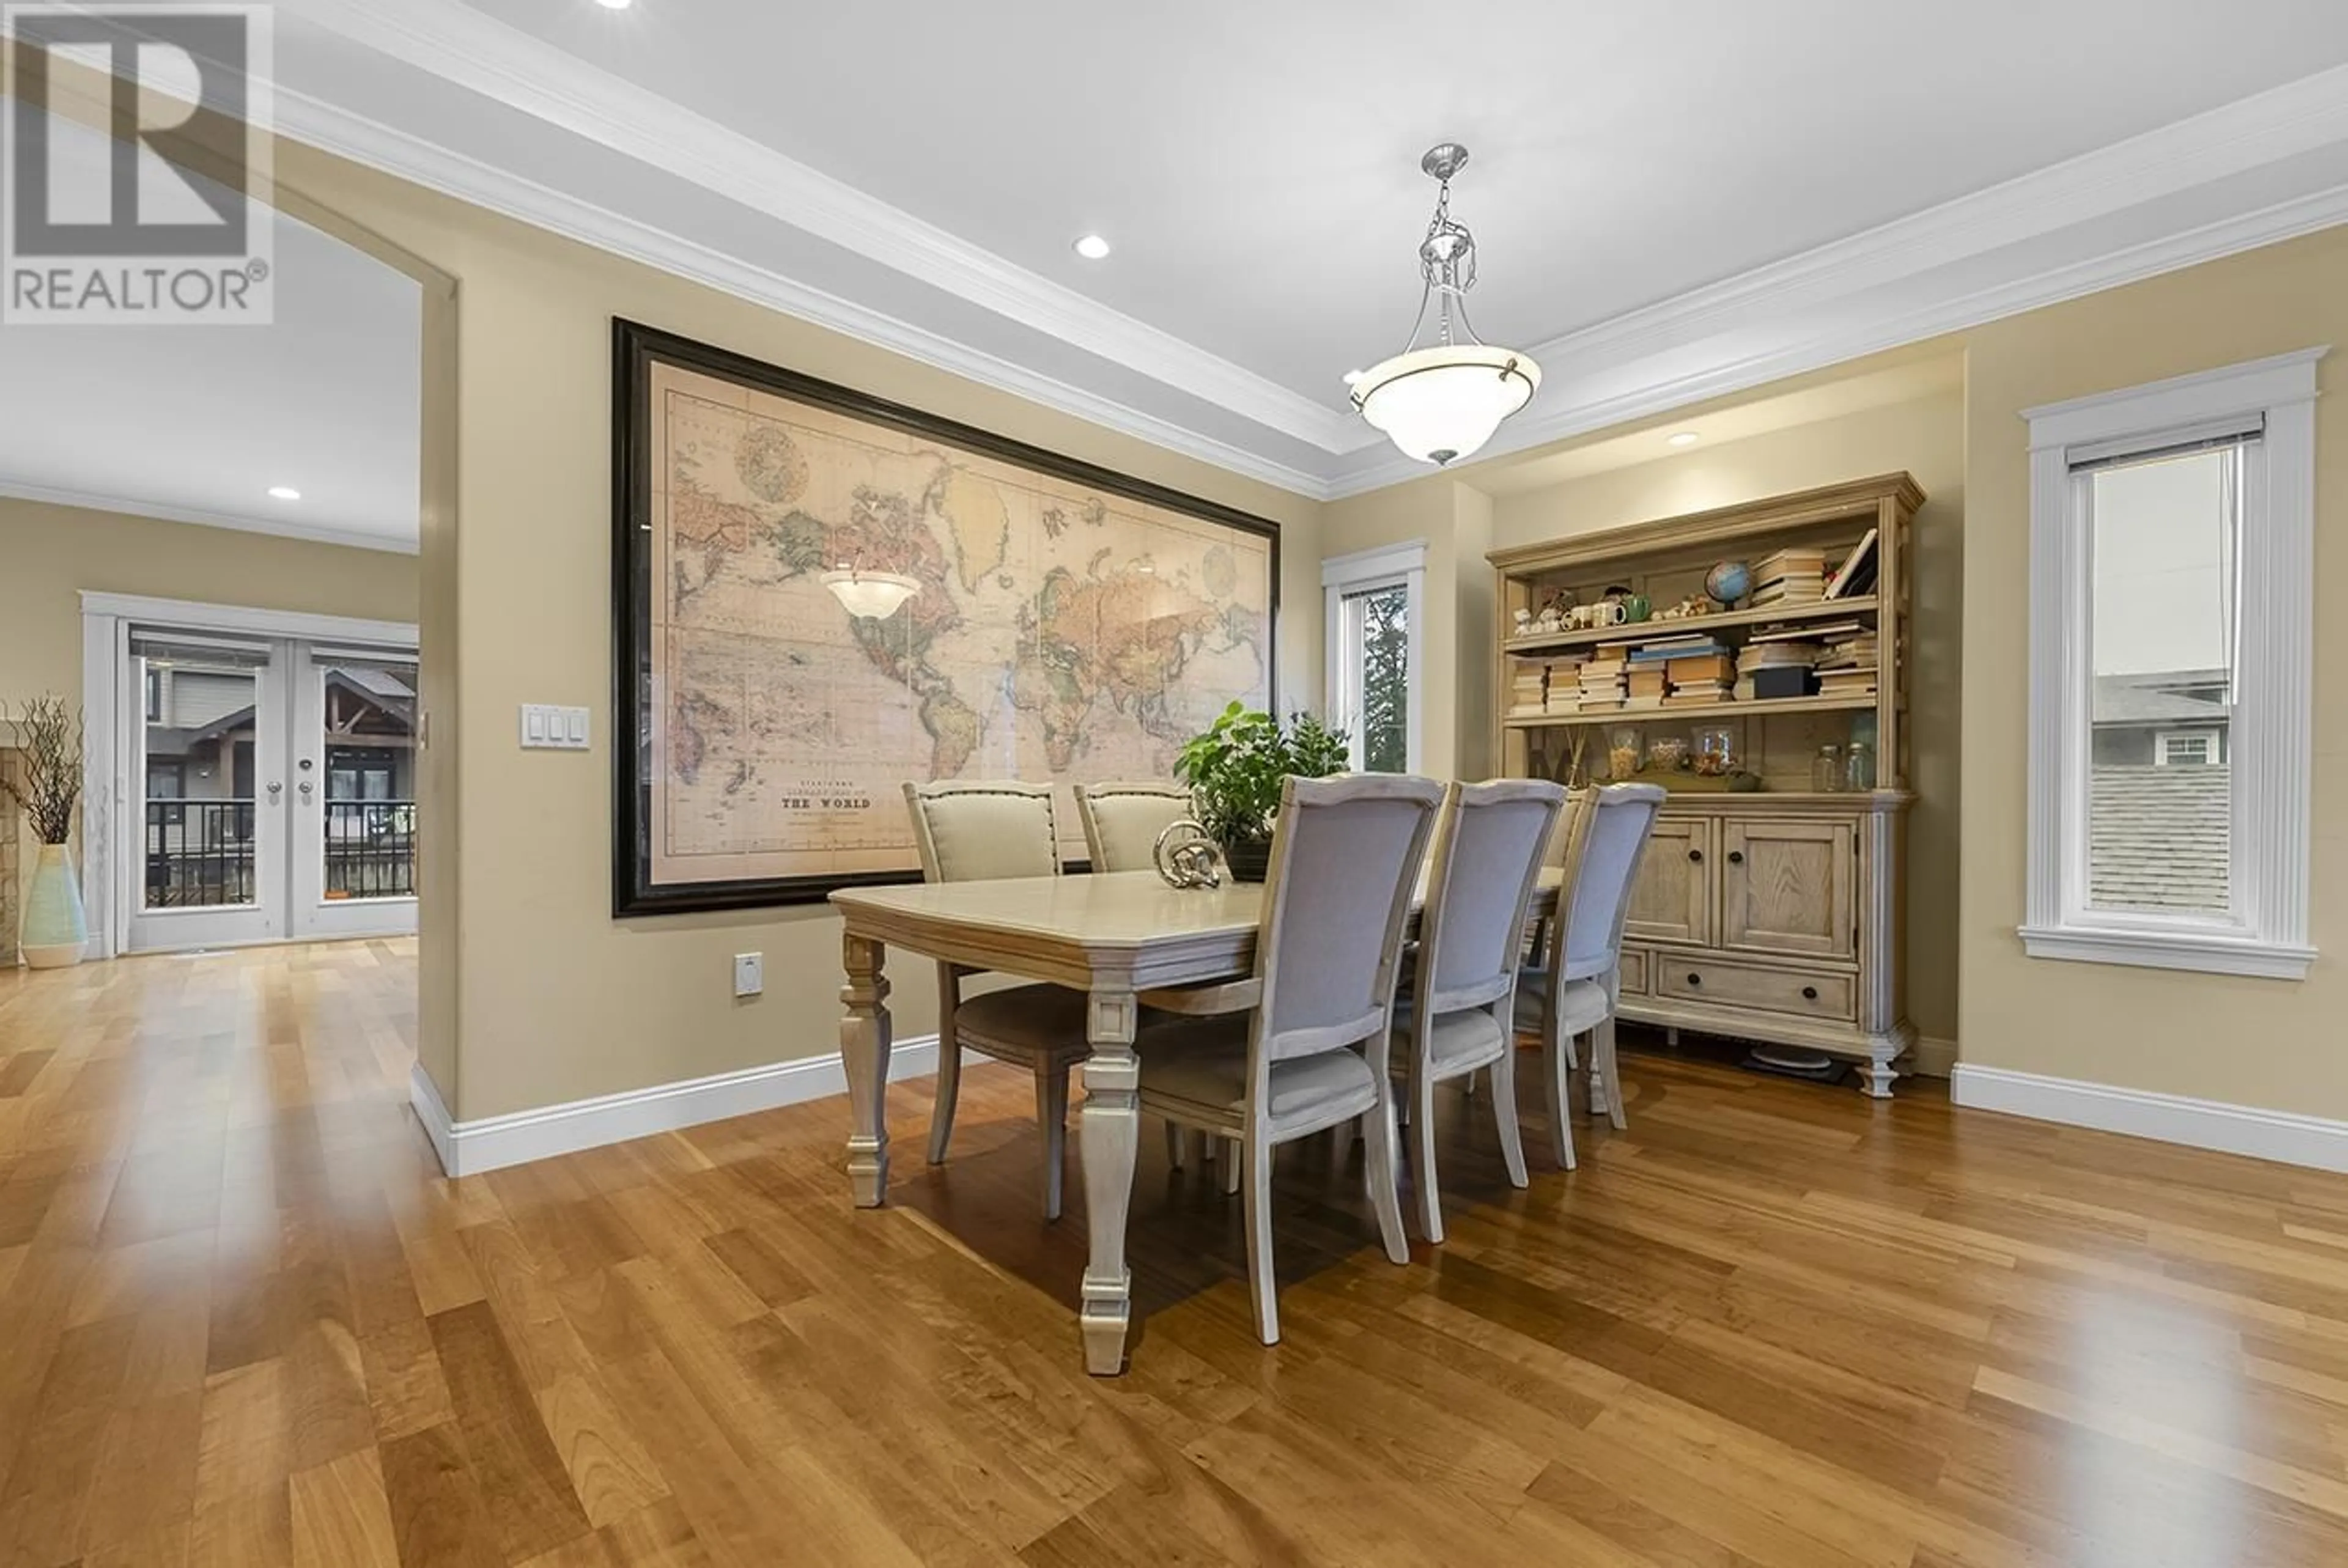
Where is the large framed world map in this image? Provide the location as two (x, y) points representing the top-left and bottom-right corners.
(612, 322), (1280, 914)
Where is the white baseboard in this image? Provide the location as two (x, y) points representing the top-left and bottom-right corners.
(409, 1035), (953, 1177)
(1905, 1036), (1958, 1080)
(1950, 1064), (2348, 1174)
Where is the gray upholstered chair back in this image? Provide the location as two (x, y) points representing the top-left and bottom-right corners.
(1550, 783), (1666, 982)
(1253, 774), (1444, 1064)
(1074, 781), (1195, 873)
(903, 781), (1061, 883)
(1420, 780), (1570, 1012)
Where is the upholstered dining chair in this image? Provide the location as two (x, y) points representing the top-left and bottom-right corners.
(1132, 773), (1443, 1345)
(1392, 779), (1569, 1243)
(1072, 780), (1196, 873)
(903, 780), (1090, 1220)
(1516, 782), (1666, 1168)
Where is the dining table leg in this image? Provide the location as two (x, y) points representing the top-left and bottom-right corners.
(1077, 987), (1141, 1375)
(841, 931), (893, 1207)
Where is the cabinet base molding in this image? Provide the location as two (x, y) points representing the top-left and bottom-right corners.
(1951, 1064), (2348, 1174)
(1619, 996), (1915, 1096)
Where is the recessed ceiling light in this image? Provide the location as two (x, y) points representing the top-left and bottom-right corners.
(1666, 431), (1702, 448)
(267, 485), (301, 501)
(1072, 234), (1112, 260)
(593, 0), (632, 10)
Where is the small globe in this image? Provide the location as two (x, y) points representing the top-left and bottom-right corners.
(1705, 560), (1752, 606)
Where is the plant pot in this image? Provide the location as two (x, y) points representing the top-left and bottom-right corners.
(1220, 836), (1273, 883)
(20, 843), (88, 970)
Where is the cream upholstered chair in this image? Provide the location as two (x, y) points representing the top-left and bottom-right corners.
(1392, 779), (1568, 1242)
(1516, 783), (1666, 1166)
(904, 781), (1090, 1220)
(1133, 773), (1442, 1345)
(1073, 780), (1196, 874)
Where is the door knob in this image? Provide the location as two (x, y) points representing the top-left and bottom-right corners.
(266, 781), (282, 798)
(1801, 985), (1818, 1001)
(1687, 848), (1703, 863)
(1686, 972), (1702, 987)
(1727, 851), (1744, 865)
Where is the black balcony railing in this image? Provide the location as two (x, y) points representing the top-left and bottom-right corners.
(325, 800), (417, 900)
(145, 800), (256, 908)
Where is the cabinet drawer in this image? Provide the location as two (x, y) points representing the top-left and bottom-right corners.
(1653, 959), (1855, 1023)
(1617, 948), (1648, 998)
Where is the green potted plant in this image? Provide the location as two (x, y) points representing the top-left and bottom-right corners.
(1, 696), (87, 969)
(1175, 702), (1349, 882)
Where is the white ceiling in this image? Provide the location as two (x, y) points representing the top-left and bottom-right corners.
(11, 1), (2348, 540)
(0, 116), (423, 551)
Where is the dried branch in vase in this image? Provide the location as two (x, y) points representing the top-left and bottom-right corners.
(0, 696), (84, 845)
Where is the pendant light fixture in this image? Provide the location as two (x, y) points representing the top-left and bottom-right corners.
(821, 562), (921, 619)
(1349, 143), (1540, 467)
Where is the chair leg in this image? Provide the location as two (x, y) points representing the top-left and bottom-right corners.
(1598, 1017), (1628, 1131)
(928, 1034), (962, 1165)
(1490, 1045), (1529, 1190)
(1542, 1027), (1577, 1171)
(1411, 1070), (1443, 1244)
(1460, 1069), (1479, 1099)
(1164, 1122), (1188, 1169)
(1223, 1139), (1244, 1196)
(1241, 1136), (1279, 1345)
(1036, 1064), (1069, 1221)
(1362, 1102), (1410, 1267)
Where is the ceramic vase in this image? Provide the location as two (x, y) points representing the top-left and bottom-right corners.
(20, 844), (87, 970)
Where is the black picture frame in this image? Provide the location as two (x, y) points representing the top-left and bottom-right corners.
(612, 318), (1283, 916)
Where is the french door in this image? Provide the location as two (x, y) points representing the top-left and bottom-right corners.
(122, 628), (419, 953)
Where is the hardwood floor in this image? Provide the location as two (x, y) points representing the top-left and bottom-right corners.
(6, 942), (2348, 1566)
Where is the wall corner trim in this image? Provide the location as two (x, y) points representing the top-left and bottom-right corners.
(1905, 1036), (1959, 1079)
(409, 1037), (958, 1177)
(1950, 1063), (2348, 1174)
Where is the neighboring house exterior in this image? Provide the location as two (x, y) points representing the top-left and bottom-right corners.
(2089, 668), (2231, 913)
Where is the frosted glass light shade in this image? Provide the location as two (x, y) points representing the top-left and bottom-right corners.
(821, 567), (921, 619)
(1351, 344), (1540, 466)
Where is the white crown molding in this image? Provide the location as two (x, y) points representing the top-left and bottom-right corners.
(1952, 1064), (2348, 1174)
(266, 88), (1332, 502)
(409, 1037), (964, 1177)
(0, 476), (417, 554)
(275, 0), (1359, 457)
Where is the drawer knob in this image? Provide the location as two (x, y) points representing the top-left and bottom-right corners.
(1727, 850), (1745, 866)
(1687, 848), (1704, 863)
(1801, 985), (1818, 1001)
(1686, 972), (1702, 987)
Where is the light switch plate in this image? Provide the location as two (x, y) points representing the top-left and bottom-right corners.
(733, 952), (764, 998)
(520, 704), (591, 750)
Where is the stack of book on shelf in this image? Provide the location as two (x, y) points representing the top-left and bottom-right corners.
(1626, 633), (1735, 707)
(1736, 629), (1824, 701)
(1815, 627), (1881, 698)
(1577, 649), (1628, 711)
(1751, 547), (1827, 606)
(1822, 528), (1880, 600)
(1508, 659), (1551, 717)
(1624, 661), (1669, 711)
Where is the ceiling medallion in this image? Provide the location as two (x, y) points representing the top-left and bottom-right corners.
(1349, 143), (1541, 467)
(821, 562), (921, 619)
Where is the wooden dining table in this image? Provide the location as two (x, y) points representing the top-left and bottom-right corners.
(830, 866), (1567, 1376)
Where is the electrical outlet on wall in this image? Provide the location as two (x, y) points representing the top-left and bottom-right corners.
(733, 952), (763, 998)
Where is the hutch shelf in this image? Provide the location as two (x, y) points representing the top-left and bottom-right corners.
(1490, 473), (1924, 1096)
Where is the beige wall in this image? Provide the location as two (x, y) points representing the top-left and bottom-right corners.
(0, 493), (419, 949)
(1474, 389), (1966, 1047)
(264, 141), (1321, 1122)
(1960, 225), (2348, 1119)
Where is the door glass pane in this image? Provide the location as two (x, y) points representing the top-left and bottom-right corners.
(317, 658), (419, 901)
(141, 657), (259, 909)
(2088, 446), (2239, 917)
(1346, 584), (1409, 773)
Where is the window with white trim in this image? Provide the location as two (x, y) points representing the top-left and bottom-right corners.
(2022, 348), (2324, 979)
(1322, 540), (1426, 774)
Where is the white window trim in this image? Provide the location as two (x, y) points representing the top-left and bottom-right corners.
(2020, 348), (2324, 980)
(1321, 539), (1427, 774)
(2154, 730), (2219, 767)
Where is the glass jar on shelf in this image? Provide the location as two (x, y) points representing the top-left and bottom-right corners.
(1844, 738), (1876, 792)
(1693, 725), (1738, 778)
(1608, 726), (1643, 781)
(1812, 743), (1844, 793)
(1646, 734), (1689, 773)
